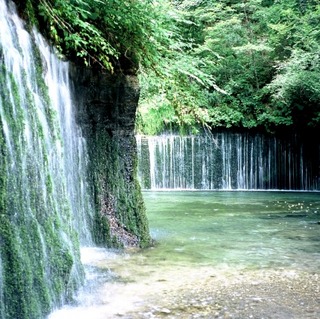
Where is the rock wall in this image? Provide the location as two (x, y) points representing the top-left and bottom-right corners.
(71, 66), (151, 248)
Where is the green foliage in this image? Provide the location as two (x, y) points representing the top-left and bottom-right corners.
(15, 0), (320, 133)
(137, 1), (221, 134)
(136, 99), (177, 135)
(16, 0), (177, 73)
(137, 0), (320, 134)
(267, 49), (320, 128)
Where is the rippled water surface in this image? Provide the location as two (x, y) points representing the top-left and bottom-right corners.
(49, 191), (320, 318)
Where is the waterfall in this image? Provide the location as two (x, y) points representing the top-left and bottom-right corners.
(0, 0), (94, 318)
(136, 133), (320, 191)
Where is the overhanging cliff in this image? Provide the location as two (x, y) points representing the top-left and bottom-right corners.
(71, 66), (151, 248)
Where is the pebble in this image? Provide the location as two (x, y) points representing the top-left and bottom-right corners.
(122, 269), (320, 319)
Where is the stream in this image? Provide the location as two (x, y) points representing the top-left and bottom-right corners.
(49, 191), (320, 318)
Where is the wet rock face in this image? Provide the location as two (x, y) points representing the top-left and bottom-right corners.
(70, 66), (150, 248)
(72, 67), (139, 136)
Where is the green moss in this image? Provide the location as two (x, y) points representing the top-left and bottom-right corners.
(13, 0), (39, 31)
(0, 216), (44, 319)
(43, 219), (79, 301)
(93, 213), (111, 246)
(0, 214), (81, 318)
(0, 124), (7, 214)
(0, 67), (24, 160)
(0, 37), (84, 319)
(88, 127), (151, 248)
(45, 174), (53, 194)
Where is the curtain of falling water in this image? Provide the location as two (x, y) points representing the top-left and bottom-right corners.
(0, 0), (94, 317)
(136, 133), (320, 191)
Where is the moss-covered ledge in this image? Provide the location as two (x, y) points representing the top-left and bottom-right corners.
(71, 66), (151, 248)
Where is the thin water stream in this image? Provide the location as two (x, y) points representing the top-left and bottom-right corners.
(49, 191), (320, 318)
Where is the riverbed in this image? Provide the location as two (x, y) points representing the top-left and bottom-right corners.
(49, 191), (320, 318)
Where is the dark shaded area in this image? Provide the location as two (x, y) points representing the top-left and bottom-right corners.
(70, 66), (151, 248)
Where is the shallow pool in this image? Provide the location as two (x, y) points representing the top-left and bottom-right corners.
(49, 191), (320, 318)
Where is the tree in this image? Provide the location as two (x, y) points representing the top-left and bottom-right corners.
(138, 0), (320, 133)
(16, 0), (175, 73)
(16, 0), (320, 133)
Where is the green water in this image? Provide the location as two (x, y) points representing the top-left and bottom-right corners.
(143, 191), (320, 271)
(49, 191), (320, 318)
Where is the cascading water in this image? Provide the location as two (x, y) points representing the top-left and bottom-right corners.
(33, 32), (94, 245)
(0, 0), (94, 318)
(136, 133), (320, 190)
